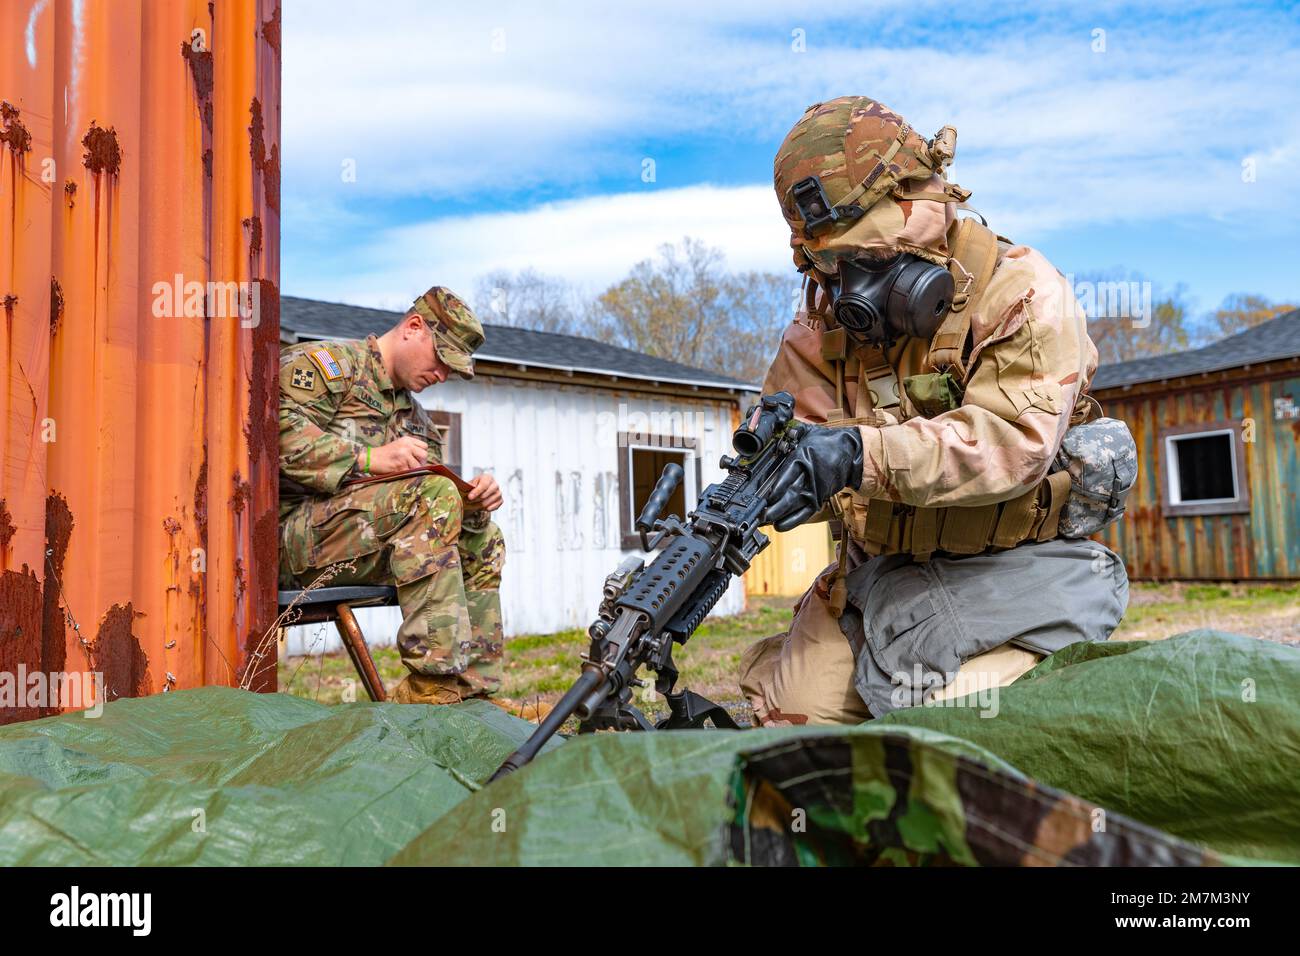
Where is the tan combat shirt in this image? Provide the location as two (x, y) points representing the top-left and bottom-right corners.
(762, 244), (1098, 510)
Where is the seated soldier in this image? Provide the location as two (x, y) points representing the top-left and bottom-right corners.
(278, 286), (506, 704)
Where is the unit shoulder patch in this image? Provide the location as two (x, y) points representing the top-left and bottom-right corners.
(290, 366), (316, 391)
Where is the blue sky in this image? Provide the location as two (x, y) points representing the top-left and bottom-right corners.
(282, 0), (1300, 328)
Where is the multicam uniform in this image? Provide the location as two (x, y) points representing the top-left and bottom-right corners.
(740, 97), (1129, 726)
(279, 303), (504, 701)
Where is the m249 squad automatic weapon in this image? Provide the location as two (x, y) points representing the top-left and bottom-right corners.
(490, 391), (804, 781)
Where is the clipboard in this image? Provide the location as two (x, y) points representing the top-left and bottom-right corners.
(341, 464), (476, 499)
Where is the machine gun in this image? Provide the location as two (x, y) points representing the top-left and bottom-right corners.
(489, 392), (803, 781)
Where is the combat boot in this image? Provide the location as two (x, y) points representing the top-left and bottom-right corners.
(479, 696), (554, 723)
(391, 672), (473, 705)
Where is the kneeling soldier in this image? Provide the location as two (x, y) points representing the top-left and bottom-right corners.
(741, 97), (1130, 725)
(278, 286), (506, 704)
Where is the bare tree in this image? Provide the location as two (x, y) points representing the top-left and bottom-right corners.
(590, 237), (797, 384)
(1087, 296), (1191, 365)
(473, 268), (584, 335)
(591, 238), (724, 359)
(716, 270), (802, 383)
(1210, 293), (1297, 338)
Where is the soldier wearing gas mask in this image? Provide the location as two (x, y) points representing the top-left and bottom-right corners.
(741, 96), (1131, 725)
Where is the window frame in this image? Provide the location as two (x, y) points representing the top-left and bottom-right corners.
(617, 433), (700, 550)
(425, 410), (462, 476)
(1158, 420), (1250, 517)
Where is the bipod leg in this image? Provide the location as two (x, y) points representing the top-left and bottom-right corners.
(658, 688), (739, 730)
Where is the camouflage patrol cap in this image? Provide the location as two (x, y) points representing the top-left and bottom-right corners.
(773, 96), (969, 273)
(411, 286), (484, 380)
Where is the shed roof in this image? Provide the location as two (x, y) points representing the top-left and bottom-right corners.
(1092, 309), (1300, 390)
(281, 295), (754, 392)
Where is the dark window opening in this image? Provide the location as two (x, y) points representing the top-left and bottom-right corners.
(617, 433), (698, 549)
(1173, 433), (1236, 502)
(1160, 421), (1249, 518)
(631, 448), (688, 526)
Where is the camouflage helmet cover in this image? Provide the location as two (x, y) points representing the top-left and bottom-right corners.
(773, 96), (969, 273)
(410, 286), (484, 380)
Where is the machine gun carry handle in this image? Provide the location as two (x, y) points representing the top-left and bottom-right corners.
(635, 462), (684, 550)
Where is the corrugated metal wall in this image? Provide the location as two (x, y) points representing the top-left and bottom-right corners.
(286, 377), (747, 654)
(0, 0), (281, 721)
(1096, 368), (1300, 580)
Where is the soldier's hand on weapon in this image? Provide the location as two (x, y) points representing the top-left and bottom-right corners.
(465, 473), (503, 512)
(366, 435), (429, 474)
(764, 423), (864, 532)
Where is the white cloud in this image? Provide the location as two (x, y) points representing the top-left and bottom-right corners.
(284, 1), (1299, 200)
(282, 1), (1300, 309)
(293, 184), (794, 309)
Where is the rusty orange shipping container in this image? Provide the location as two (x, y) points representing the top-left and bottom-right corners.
(0, 0), (281, 722)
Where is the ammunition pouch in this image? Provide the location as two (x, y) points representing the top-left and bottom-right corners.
(836, 469), (1073, 561)
(816, 214), (1075, 564)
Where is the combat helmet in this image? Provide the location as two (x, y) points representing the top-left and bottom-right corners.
(773, 96), (970, 275)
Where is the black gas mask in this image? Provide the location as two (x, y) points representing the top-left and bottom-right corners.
(824, 253), (954, 348)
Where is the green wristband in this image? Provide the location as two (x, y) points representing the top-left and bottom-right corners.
(365, 446), (372, 474)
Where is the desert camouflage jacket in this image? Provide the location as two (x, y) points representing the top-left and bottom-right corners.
(762, 243), (1098, 511)
(278, 335), (447, 519)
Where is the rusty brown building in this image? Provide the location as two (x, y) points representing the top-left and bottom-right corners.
(1091, 309), (1300, 581)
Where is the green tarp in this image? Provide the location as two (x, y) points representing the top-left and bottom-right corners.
(0, 630), (1295, 865)
(0, 690), (551, 865)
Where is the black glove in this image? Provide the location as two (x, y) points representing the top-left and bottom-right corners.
(764, 424), (863, 532)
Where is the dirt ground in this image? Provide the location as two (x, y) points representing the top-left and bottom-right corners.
(278, 580), (1298, 723)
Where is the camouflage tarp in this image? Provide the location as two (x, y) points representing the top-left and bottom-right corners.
(878, 630), (1300, 863)
(0, 630), (1295, 866)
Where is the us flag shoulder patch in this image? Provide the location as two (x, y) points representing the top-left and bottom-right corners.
(309, 347), (345, 380)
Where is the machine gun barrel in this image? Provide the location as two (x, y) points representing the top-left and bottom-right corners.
(487, 668), (603, 782)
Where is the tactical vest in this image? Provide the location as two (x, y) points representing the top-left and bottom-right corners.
(818, 218), (1078, 611)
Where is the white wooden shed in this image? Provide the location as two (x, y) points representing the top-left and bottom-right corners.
(279, 296), (757, 655)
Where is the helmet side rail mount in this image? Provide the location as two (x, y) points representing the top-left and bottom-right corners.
(792, 175), (865, 238)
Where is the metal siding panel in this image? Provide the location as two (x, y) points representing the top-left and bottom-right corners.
(1, 1), (279, 719)
(1256, 376), (1300, 576)
(284, 383), (748, 652)
(1096, 373), (1298, 581)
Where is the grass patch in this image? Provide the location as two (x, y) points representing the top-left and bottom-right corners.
(278, 597), (794, 713)
(278, 583), (1296, 710)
